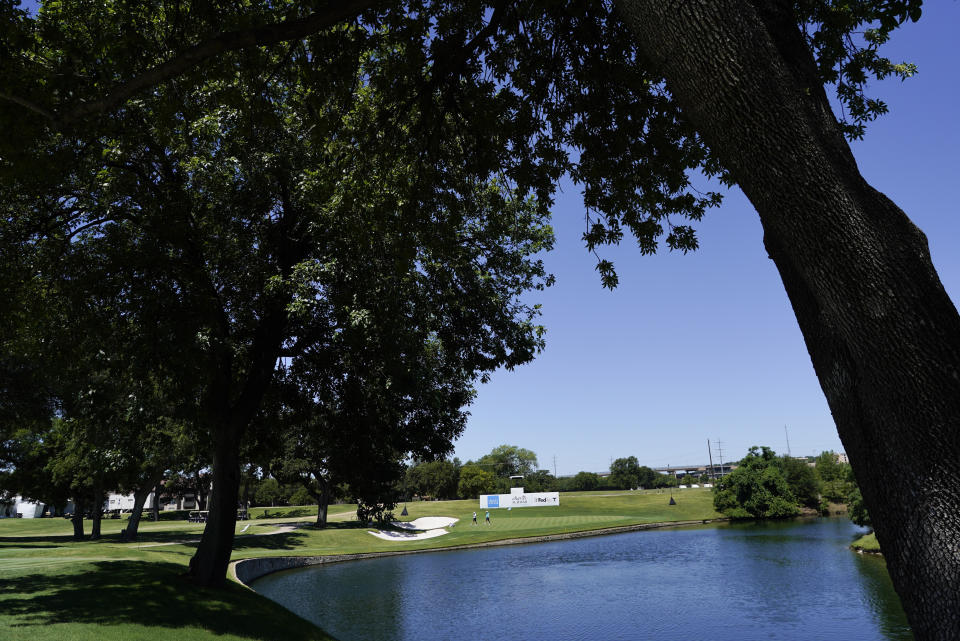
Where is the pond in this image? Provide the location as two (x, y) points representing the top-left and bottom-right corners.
(251, 518), (911, 641)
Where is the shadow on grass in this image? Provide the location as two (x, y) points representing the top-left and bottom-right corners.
(253, 508), (316, 520)
(0, 560), (329, 640)
(231, 531), (308, 551)
(307, 521), (367, 530)
(0, 537), (72, 546)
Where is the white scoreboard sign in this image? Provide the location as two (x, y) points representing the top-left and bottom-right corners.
(479, 491), (559, 509)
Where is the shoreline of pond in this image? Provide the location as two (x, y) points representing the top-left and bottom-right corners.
(231, 516), (731, 587)
(852, 531), (883, 555)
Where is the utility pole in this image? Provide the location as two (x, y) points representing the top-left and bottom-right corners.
(553, 455), (557, 478)
(707, 439), (713, 478)
(784, 425), (792, 457)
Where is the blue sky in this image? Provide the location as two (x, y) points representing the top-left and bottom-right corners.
(453, 3), (960, 475)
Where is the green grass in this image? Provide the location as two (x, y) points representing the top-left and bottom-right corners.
(0, 489), (720, 640)
(248, 504), (356, 520)
(852, 532), (881, 553)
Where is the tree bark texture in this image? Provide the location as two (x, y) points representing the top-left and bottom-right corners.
(313, 477), (331, 528)
(70, 497), (85, 541)
(195, 472), (208, 511)
(90, 490), (103, 540)
(187, 424), (241, 587)
(616, 2), (960, 638)
(151, 481), (162, 521)
(123, 470), (165, 542)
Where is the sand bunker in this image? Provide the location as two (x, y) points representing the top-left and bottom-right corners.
(367, 516), (459, 541)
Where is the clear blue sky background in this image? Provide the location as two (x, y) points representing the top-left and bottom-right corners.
(453, 3), (960, 475)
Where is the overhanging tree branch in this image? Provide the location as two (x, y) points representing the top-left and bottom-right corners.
(0, 91), (55, 120)
(44, 0), (378, 126)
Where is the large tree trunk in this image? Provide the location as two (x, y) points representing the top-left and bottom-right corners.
(151, 481), (162, 521)
(616, 2), (960, 638)
(122, 469), (165, 542)
(90, 490), (103, 540)
(313, 476), (331, 528)
(195, 470), (208, 510)
(70, 497), (85, 541)
(187, 423), (241, 586)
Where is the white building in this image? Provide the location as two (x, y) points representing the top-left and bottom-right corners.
(0, 496), (46, 518)
(104, 492), (159, 512)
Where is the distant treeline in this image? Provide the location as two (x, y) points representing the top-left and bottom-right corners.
(713, 446), (869, 526)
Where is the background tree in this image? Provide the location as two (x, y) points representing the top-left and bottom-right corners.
(457, 465), (496, 499)
(253, 478), (284, 508)
(2, 424), (74, 529)
(848, 486), (872, 529)
(406, 460), (460, 500)
(609, 456), (641, 490)
(713, 447), (800, 519)
(780, 456), (823, 511)
(287, 485), (316, 507)
(814, 451), (855, 504)
(567, 471), (600, 492)
(476, 445), (539, 479)
(520, 469), (558, 493)
(814, 451), (846, 483)
(637, 466), (659, 489)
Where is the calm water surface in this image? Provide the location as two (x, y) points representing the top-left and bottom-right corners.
(252, 518), (911, 641)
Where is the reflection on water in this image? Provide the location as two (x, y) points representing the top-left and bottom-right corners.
(252, 518), (911, 641)
(855, 552), (914, 640)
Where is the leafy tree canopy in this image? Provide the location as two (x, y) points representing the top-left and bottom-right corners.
(609, 456), (641, 490)
(779, 455), (823, 511)
(457, 464), (495, 499)
(713, 446), (800, 519)
(567, 471), (600, 492)
(476, 444), (539, 478)
(406, 459), (460, 500)
(0, 0), (918, 288)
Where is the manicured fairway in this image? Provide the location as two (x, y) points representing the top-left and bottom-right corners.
(0, 489), (720, 641)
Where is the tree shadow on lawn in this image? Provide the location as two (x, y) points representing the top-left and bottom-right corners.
(303, 521), (367, 530)
(1, 531), (200, 547)
(0, 534), (79, 545)
(253, 507), (316, 519)
(0, 560), (328, 640)
(0, 538), (70, 547)
(231, 531), (308, 551)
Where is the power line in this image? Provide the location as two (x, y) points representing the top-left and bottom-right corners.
(713, 440), (725, 476)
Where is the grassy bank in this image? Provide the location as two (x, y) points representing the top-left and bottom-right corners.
(852, 531), (881, 553)
(1, 489), (719, 641)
